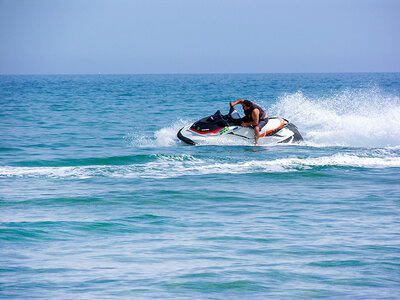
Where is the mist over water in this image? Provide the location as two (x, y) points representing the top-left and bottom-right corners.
(1, 73), (400, 299)
(271, 89), (400, 147)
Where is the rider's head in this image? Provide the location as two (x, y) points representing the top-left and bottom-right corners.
(241, 100), (253, 110)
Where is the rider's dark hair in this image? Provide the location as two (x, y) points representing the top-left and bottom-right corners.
(242, 100), (253, 107)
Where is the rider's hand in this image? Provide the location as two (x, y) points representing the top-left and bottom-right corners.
(229, 102), (234, 107)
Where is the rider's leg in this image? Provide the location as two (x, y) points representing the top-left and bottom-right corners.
(254, 126), (260, 144)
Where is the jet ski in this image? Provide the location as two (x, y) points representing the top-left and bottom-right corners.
(177, 107), (303, 145)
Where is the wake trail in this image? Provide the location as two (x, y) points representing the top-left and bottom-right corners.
(269, 88), (400, 148)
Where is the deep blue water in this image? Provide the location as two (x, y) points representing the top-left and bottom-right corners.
(1, 73), (400, 299)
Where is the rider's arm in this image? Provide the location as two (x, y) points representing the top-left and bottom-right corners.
(230, 99), (243, 107)
(242, 109), (260, 127)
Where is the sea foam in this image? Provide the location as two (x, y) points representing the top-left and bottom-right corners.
(1, 151), (399, 179)
(126, 119), (189, 148)
(270, 89), (400, 147)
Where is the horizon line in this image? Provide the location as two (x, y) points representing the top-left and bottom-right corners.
(1, 71), (400, 76)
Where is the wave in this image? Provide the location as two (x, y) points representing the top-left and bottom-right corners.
(270, 89), (400, 147)
(1, 151), (399, 179)
(14, 155), (157, 167)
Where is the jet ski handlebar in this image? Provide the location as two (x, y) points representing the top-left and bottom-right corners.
(228, 106), (235, 116)
(226, 106), (243, 125)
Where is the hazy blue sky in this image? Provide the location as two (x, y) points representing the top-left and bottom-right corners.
(1, 0), (399, 74)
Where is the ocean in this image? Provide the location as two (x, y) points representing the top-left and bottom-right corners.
(1, 73), (400, 299)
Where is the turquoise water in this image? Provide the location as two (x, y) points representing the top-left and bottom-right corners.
(1, 73), (400, 299)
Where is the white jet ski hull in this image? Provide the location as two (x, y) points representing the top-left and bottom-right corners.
(178, 116), (303, 145)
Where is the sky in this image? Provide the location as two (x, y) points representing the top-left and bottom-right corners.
(0, 0), (399, 74)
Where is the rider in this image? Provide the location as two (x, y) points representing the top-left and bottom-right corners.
(229, 99), (269, 144)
